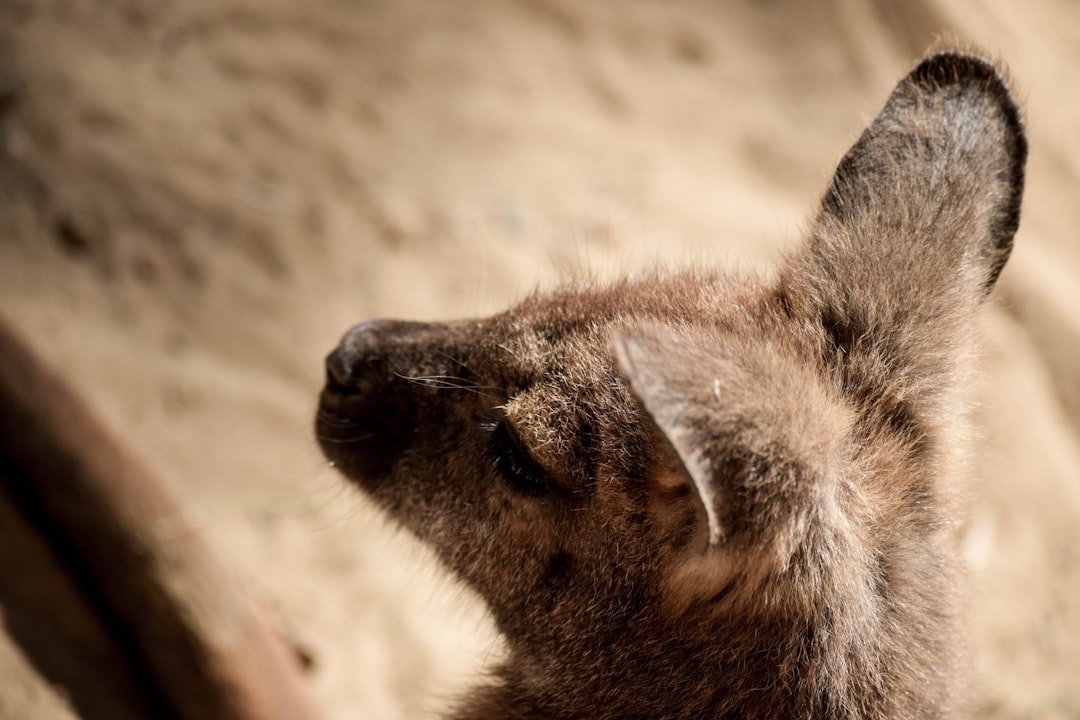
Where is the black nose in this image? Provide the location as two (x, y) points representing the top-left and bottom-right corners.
(322, 319), (437, 396)
(324, 348), (351, 391)
(324, 319), (391, 395)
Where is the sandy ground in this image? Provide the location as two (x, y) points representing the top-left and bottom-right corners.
(2, 0), (1080, 718)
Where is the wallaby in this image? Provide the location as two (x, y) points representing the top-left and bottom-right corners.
(316, 50), (1026, 719)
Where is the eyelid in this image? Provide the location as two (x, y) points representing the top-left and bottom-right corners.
(486, 407), (541, 464)
(486, 417), (550, 494)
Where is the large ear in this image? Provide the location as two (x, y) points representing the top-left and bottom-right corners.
(786, 50), (1027, 331)
(613, 328), (851, 554)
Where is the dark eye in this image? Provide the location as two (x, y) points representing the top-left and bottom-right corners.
(484, 420), (549, 495)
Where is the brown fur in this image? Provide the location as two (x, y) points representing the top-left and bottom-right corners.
(316, 50), (1026, 719)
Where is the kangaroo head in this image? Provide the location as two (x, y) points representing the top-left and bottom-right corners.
(316, 51), (1025, 719)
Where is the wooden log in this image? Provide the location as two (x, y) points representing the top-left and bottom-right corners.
(0, 622), (82, 720)
(0, 316), (326, 720)
(0, 476), (163, 719)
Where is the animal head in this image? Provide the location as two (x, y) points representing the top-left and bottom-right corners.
(316, 50), (1025, 717)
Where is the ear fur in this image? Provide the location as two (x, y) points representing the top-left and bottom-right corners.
(776, 50), (1027, 410)
(612, 49), (1024, 586)
(816, 50), (1026, 294)
(613, 328), (851, 554)
(613, 330), (725, 547)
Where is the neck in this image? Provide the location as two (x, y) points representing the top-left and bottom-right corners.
(452, 581), (957, 720)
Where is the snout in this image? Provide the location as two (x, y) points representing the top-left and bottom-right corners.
(323, 319), (412, 390)
(315, 319), (441, 479)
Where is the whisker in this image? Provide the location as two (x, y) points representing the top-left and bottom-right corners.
(434, 349), (475, 374)
(394, 373), (502, 398)
(496, 343), (523, 361)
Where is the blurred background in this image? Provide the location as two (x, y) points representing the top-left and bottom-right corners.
(2, 0), (1079, 717)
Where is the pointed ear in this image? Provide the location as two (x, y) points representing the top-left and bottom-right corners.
(804, 50), (1026, 300)
(613, 330), (726, 547)
(613, 327), (850, 553)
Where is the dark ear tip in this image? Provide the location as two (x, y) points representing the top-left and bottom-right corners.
(907, 49), (1025, 135)
(908, 48), (1028, 290)
(906, 49), (1026, 146)
(910, 50), (1005, 88)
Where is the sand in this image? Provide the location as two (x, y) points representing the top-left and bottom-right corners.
(2, 0), (1079, 717)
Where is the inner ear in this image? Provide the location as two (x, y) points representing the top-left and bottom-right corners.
(614, 330), (785, 616)
(613, 325), (853, 552)
(613, 329), (726, 549)
(643, 425), (715, 555)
